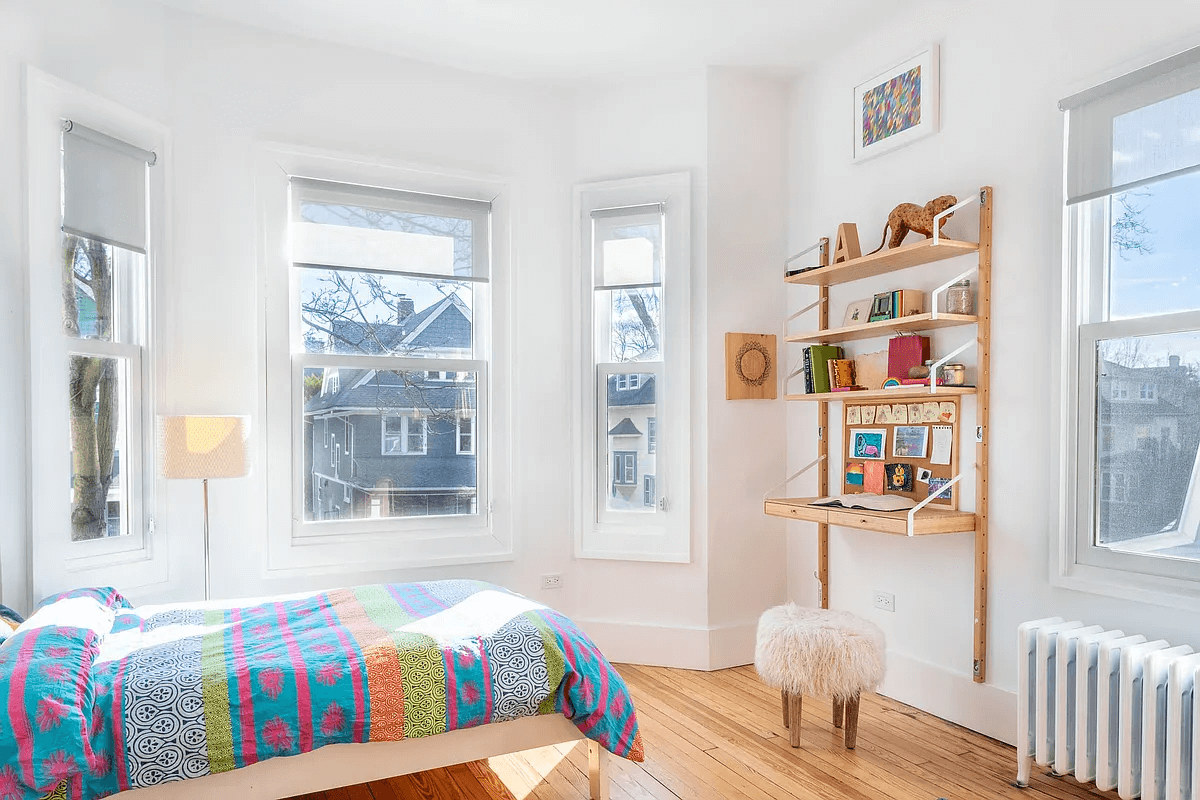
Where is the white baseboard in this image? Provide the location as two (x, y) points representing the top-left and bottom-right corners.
(576, 618), (758, 671)
(877, 650), (1017, 746)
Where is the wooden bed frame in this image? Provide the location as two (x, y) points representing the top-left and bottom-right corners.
(116, 715), (609, 800)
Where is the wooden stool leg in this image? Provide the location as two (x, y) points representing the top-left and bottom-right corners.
(781, 690), (790, 728)
(844, 692), (860, 750)
(787, 692), (803, 748)
(833, 696), (844, 729)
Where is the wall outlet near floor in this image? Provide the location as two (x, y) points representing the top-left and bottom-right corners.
(873, 591), (896, 612)
(541, 573), (563, 589)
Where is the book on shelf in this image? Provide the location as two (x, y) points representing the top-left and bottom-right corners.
(802, 346), (814, 394)
(827, 358), (857, 390)
(807, 344), (842, 394)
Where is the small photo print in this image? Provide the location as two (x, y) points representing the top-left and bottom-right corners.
(892, 425), (929, 459)
(928, 477), (953, 501)
(860, 405), (877, 424)
(846, 405), (862, 425)
(917, 467), (932, 483)
(843, 298), (873, 327)
(849, 428), (887, 461)
(885, 463), (914, 493)
(845, 462), (865, 486)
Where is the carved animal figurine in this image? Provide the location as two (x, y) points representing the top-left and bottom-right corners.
(866, 195), (958, 255)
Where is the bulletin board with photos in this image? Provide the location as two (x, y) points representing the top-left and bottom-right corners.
(842, 397), (959, 509)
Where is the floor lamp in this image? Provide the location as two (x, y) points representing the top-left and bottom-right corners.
(159, 416), (249, 601)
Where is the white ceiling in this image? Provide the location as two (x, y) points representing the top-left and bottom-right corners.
(153, 0), (882, 82)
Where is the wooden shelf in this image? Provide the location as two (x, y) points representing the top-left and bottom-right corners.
(785, 239), (979, 286)
(785, 386), (975, 403)
(787, 312), (977, 344)
(764, 497), (976, 535)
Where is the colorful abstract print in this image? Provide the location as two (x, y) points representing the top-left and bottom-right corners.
(0, 581), (642, 800)
(862, 65), (922, 147)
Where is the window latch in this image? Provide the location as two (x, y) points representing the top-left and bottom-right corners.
(147, 517), (156, 536)
(658, 497), (669, 513)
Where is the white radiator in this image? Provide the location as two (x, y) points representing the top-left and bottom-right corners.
(1017, 618), (1200, 800)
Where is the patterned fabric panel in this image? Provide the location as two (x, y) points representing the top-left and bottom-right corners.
(486, 616), (550, 723)
(122, 637), (210, 788)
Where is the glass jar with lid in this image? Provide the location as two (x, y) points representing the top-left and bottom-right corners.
(946, 279), (974, 315)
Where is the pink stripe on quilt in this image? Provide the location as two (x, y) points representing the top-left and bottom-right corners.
(318, 599), (367, 743)
(9, 631), (39, 787)
(111, 656), (130, 791)
(443, 647), (459, 730)
(274, 602), (314, 752)
(229, 608), (259, 765)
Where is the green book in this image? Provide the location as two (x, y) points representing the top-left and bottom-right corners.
(809, 345), (843, 394)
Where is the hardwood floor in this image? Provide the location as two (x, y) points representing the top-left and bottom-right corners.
(286, 664), (1116, 800)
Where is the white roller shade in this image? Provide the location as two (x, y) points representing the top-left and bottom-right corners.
(62, 122), (154, 253)
(592, 203), (664, 290)
(1063, 45), (1200, 205)
(291, 178), (491, 282)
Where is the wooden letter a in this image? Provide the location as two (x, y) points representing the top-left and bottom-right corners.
(833, 223), (862, 263)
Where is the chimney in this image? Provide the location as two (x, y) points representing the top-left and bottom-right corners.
(396, 294), (415, 323)
(1170, 354), (1181, 369)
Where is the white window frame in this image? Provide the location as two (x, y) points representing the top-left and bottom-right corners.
(24, 69), (170, 604)
(260, 146), (512, 574)
(1055, 51), (1200, 606)
(573, 172), (692, 562)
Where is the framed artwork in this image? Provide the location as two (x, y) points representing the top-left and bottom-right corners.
(892, 425), (929, 459)
(848, 428), (887, 461)
(842, 298), (873, 327)
(853, 45), (940, 163)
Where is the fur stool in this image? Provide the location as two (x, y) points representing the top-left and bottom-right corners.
(754, 603), (886, 749)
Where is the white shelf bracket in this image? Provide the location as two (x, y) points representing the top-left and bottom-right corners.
(906, 472), (965, 537)
(764, 455), (826, 502)
(930, 265), (979, 321)
(784, 239), (828, 275)
(928, 339), (973, 395)
(931, 192), (983, 246)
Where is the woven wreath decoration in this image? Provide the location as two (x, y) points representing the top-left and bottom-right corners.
(734, 340), (772, 387)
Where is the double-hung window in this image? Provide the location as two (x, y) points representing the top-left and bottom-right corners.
(576, 173), (691, 562)
(289, 177), (489, 529)
(1062, 46), (1200, 593)
(25, 72), (166, 600)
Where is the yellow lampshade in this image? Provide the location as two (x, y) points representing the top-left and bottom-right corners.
(159, 416), (249, 480)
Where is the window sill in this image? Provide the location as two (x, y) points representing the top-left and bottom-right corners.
(1053, 558), (1200, 612)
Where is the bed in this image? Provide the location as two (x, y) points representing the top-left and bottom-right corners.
(0, 581), (643, 800)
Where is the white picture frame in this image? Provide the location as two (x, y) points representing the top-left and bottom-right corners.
(853, 45), (940, 163)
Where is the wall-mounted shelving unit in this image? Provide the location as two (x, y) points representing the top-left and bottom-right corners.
(767, 186), (993, 683)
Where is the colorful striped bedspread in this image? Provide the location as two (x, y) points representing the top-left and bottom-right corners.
(0, 580), (643, 800)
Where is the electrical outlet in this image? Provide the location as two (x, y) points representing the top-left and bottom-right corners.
(873, 591), (895, 612)
(541, 574), (563, 589)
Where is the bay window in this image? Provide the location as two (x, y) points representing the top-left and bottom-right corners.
(25, 71), (167, 600)
(1061, 46), (1200, 596)
(262, 149), (509, 570)
(575, 173), (691, 562)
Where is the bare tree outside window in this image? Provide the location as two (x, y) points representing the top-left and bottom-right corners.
(63, 235), (120, 541)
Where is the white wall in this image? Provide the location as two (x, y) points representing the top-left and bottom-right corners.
(705, 68), (790, 666)
(786, 0), (1200, 742)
